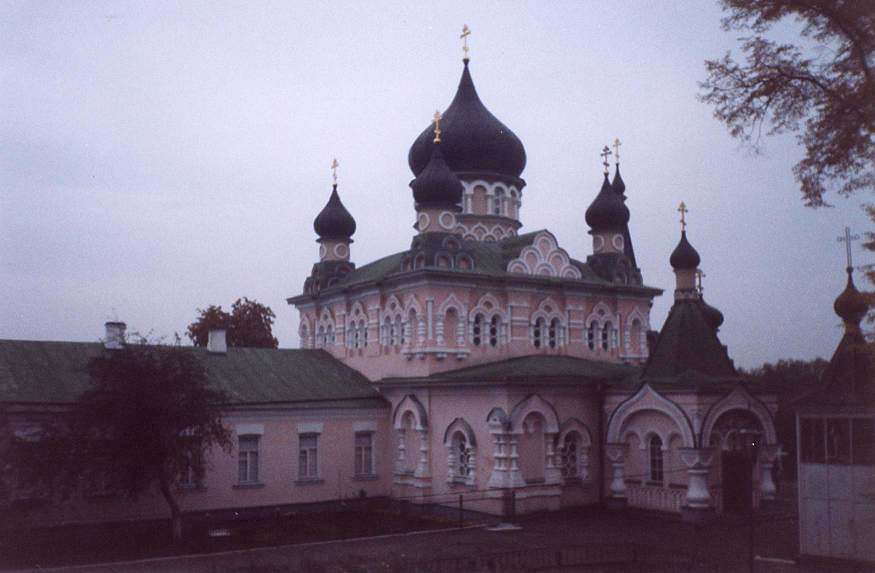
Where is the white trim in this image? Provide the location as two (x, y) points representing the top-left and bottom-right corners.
(236, 423), (264, 436)
(297, 422), (324, 434)
(353, 421), (378, 433)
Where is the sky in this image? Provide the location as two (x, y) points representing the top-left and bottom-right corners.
(1, 1), (869, 369)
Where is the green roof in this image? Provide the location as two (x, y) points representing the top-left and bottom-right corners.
(0, 340), (386, 408)
(382, 354), (636, 386)
(641, 300), (738, 382)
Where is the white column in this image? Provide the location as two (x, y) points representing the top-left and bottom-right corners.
(544, 433), (561, 485)
(507, 434), (526, 487)
(436, 315), (445, 346)
(396, 430), (407, 474)
(605, 443), (628, 500)
(680, 447), (715, 510)
(759, 444), (779, 502)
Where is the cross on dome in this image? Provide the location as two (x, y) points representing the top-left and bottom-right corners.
(837, 226), (859, 270)
(600, 145), (611, 175)
(696, 269), (706, 294)
(433, 110), (442, 143)
(613, 138), (621, 163)
(460, 25), (471, 61)
(678, 202), (688, 231)
(331, 158), (339, 185)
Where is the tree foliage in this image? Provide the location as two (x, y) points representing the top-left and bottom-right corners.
(186, 297), (278, 349)
(36, 343), (231, 541)
(699, 1), (874, 225)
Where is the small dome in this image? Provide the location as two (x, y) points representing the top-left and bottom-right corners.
(612, 165), (626, 197)
(410, 145), (464, 209)
(670, 231), (700, 270)
(585, 174), (630, 230)
(408, 61), (526, 180)
(700, 297), (724, 330)
(314, 185), (356, 241)
(834, 268), (869, 324)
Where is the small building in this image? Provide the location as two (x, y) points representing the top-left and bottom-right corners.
(796, 267), (875, 563)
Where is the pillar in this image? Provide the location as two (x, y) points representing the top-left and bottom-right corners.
(759, 444), (779, 502)
(679, 447), (715, 523)
(605, 442), (628, 508)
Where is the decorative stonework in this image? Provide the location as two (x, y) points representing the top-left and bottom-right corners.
(506, 231), (582, 279)
(606, 384), (696, 448)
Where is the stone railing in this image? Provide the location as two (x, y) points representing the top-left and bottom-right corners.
(626, 482), (684, 513)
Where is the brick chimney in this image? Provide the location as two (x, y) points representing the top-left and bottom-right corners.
(104, 321), (126, 350)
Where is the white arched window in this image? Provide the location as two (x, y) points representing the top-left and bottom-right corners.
(453, 432), (472, 480)
(587, 321), (599, 351)
(489, 315), (499, 347)
(494, 188), (505, 215)
(560, 432), (579, 478)
(602, 321), (612, 351)
(472, 313), (484, 346)
(649, 435), (664, 483)
(360, 320), (367, 348)
(548, 318), (560, 349)
(444, 419), (476, 486)
(317, 325), (325, 348)
(533, 317), (546, 348)
(396, 316), (405, 346)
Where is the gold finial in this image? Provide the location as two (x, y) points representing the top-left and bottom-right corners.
(613, 138), (621, 163)
(678, 202), (688, 231)
(837, 226), (860, 270)
(331, 158), (339, 185)
(433, 110), (442, 143)
(460, 25), (471, 61)
(696, 269), (706, 294)
(600, 145), (612, 176)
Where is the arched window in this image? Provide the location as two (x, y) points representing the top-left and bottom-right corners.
(533, 317), (546, 348)
(489, 315), (499, 347)
(548, 318), (559, 349)
(352, 322), (360, 349)
(494, 188), (505, 215)
(602, 321), (612, 351)
(300, 324), (309, 348)
(560, 432), (579, 478)
(360, 320), (368, 347)
(317, 325), (325, 348)
(396, 316), (405, 346)
(649, 435), (664, 483)
(630, 319), (642, 354)
(327, 325), (335, 346)
(587, 321), (598, 350)
(389, 318), (397, 346)
(472, 314), (483, 346)
(453, 431), (471, 480)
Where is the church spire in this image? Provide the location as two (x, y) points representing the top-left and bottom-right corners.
(313, 159), (356, 262)
(670, 202), (701, 301)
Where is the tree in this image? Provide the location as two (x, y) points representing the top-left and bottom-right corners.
(700, 1), (875, 268)
(187, 297), (278, 349)
(58, 342), (230, 542)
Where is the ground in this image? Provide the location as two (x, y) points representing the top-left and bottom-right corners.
(1, 489), (870, 572)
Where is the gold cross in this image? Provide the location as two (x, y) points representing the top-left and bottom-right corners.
(460, 25), (471, 61)
(837, 226), (860, 269)
(696, 269), (706, 293)
(331, 158), (339, 185)
(678, 202), (688, 231)
(613, 138), (621, 163)
(433, 110), (442, 144)
(600, 145), (612, 175)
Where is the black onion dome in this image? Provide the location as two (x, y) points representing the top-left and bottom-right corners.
(410, 145), (464, 208)
(612, 165), (626, 197)
(700, 298), (725, 330)
(585, 174), (630, 230)
(314, 185), (356, 241)
(834, 268), (869, 324)
(670, 231), (701, 270)
(408, 61), (526, 179)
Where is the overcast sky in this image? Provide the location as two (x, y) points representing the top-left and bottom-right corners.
(1, 1), (869, 369)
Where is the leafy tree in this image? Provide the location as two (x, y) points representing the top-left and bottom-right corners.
(699, 0), (875, 272)
(187, 297), (278, 349)
(52, 342), (230, 542)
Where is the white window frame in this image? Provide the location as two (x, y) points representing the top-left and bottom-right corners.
(299, 433), (319, 480)
(354, 431), (375, 477)
(238, 435), (260, 485)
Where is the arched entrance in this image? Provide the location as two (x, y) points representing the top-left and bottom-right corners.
(710, 409), (762, 513)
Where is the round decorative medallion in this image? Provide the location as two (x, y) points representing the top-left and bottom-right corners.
(439, 211), (456, 230)
(593, 235), (605, 252)
(319, 244), (327, 259)
(612, 235), (625, 251)
(418, 212), (430, 231)
(334, 243), (349, 259)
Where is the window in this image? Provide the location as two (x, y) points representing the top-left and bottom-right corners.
(238, 435), (259, 484)
(472, 314), (483, 346)
(560, 433), (579, 479)
(827, 418), (851, 464)
(299, 434), (319, 479)
(548, 318), (559, 349)
(355, 432), (374, 476)
(602, 322), (612, 351)
(451, 431), (472, 482)
(533, 317), (546, 348)
(361, 320), (368, 348)
(800, 418), (825, 463)
(587, 322), (598, 350)
(649, 435), (664, 483)
(489, 315), (499, 347)
(397, 316), (405, 345)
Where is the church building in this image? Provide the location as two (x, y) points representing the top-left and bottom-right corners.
(1, 42), (781, 529)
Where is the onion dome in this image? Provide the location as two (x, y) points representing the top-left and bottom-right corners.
(834, 268), (869, 325)
(700, 298), (725, 330)
(408, 61), (526, 180)
(314, 185), (356, 241)
(585, 174), (630, 230)
(612, 165), (626, 198)
(670, 231), (700, 270)
(410, 145), (464, 209)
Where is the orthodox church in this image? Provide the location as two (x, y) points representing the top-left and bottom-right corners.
(287, 49), (780, 521)
(1, 44), (782, 529)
